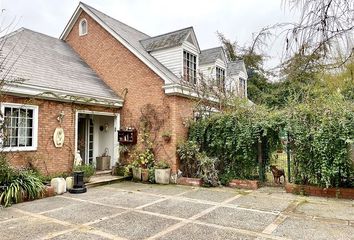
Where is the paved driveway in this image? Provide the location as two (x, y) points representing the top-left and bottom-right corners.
(0, 182), (353, 240)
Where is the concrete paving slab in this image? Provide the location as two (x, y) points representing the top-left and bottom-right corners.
(94, 190), (163, 208)
(295, 201), (354, 221)
(107, 181), (151, 191)
(49, 230), (111, 240)
(181, 188), (238, 203)
(138, 184), (194, 196)
(272, 216), (354, 240)
(92, 211), (179, 239)
(62, 187), (121, 201)
(156, 223), (258, 240)
(251, 187), (298, 200)
(0, 216), (70, 240)
(229, 194), (292, 212)
(43, 202), (125, 224)
(142, 198), (213, 218)
(0, 207), (26, 222)
(14, 196), (78, 213)
(197, 207), (277, 232)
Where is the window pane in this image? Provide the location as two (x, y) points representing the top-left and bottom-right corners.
(27, 118), (33, 127)
(27, 128), (33, 137)
(26, 137), (32, 147)
(4, 107), (11, 117)
(26, 109), (33, 118)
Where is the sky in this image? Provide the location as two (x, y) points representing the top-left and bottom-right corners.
(0, 0), (299, 69)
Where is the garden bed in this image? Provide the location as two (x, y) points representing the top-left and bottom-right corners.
(176, 177), (203, 186)
(285, 183), (354, 199)
(228, 179), (260, 190)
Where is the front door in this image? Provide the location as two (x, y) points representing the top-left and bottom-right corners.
(77, 116), (94, 165)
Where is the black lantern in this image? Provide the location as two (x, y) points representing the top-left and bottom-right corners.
(69, 171), (87, 194)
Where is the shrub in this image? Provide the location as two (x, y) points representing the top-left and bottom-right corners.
(73, 164), (96, 182)
(286, 95), (354, 188)
(197, 153), (219, 187)
(0, 157), (44, 207)
(155, 161), (170, 169)
(177, 141), (200, 177)
(188, 106), (281, 182)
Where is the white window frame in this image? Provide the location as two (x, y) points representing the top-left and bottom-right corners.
(183, 50), (197, 84)
(79, 18), (88, 36)
(0, 103), (39, 152)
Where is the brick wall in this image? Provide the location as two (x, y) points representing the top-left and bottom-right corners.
(65, 12), (195, 172)
(2, 95), (118, 175)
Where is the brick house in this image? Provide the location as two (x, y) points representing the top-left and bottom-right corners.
(0, 2), (247, 175)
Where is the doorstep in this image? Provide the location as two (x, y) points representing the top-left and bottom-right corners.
(86, 174), (129, 188)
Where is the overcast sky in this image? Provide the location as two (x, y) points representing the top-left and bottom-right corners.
(1, 0), (299, 68)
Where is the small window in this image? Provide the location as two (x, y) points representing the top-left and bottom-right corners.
(239, 78), (247, 98)
(183, 50), (197, 84)
(79, 19), (88, 36)
(216, 67), (225, 92)
(0, 103), (38, 151)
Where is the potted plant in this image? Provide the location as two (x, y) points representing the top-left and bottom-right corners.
(154, 161), (171, 184)
(73, 164), (95, 183)
(131, 160), (142, 181)
(161, 131), (171, 143)
(141, 168), (149, 182)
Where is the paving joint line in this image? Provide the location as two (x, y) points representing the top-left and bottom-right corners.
(145, 194), (242, 240)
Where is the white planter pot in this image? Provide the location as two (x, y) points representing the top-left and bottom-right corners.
(155, 168), (171, 184)
(132, 167), (142, 181)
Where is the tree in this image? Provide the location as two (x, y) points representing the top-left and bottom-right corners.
(281, 0), (354, 68)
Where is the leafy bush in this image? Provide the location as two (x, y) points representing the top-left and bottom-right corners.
(177, 141), (200, 177)
(188, 106), (281, 182)
(155, 161), (170, 169)
(0, 157), (44, 207)
(197, 153), (219, 187)
(286, 95), (354, 188)
(73, 164), (96, 182)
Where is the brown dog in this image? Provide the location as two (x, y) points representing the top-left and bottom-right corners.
(270, 165), (285, 184)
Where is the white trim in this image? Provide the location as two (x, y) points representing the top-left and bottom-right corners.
(3, 83), (123, 108)
(60, 3), (174, 84)
(74, 110), (120, 168)
(0, 102), (39, 152)
(79, 18), (88, 36)
(163, 83), (218, 102)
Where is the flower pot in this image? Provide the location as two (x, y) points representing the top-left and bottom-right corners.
(155, 168), (171, 184)
(141, 169), (149, 182)
(132, 167), (142, 181)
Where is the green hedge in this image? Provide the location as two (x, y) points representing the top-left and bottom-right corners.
(188, 105), (282, 183)
(188, 95), (354, 188)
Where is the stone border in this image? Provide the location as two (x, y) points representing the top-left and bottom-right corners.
(176, 177), (203, 186)
(285, 183), (354, 199)
(228, 179), (260, 190)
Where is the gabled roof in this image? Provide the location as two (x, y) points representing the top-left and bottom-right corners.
(140, 27), (200, 52)
(0, 28), (122, 107)
(199, 47), (226, 65)
(227, 59), (247, 76)
(61, 2), (180, 84)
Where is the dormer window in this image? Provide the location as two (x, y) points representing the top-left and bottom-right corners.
(79, 19), (88, 36)
(183, 50), (197, 84)
(216, 66), (225, 91)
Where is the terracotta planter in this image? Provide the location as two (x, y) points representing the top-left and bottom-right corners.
(141, 169), (149, 182)
(155, 168), (171, 184)
(132, 167), (142, 181)
(177, 177), (202, 186)
(285, 183), (354, 199)
(228, 179), (260, 190)
(43, 185), (55, 198)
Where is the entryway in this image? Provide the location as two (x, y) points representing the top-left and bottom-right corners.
(75, 111), (120, 169)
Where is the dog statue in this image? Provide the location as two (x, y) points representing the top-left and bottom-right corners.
(270, 165), (285, 184)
